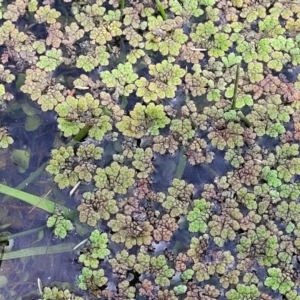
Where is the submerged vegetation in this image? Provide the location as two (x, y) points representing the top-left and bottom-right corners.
(0, 0), (300, 299)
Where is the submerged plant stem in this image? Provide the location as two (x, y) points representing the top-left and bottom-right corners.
(2, 243), (76, 260)
(2, 162), (47, 202)
(120, 96), (128, 109)
(0, 226), (46, 243)
(175, 147), (187, 179)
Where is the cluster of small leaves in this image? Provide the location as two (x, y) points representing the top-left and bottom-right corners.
(78, 189), (118, 226)
(134, 253), (175, 287)
(45, 146), (76, 189)
(185, 137), (214, 164)
(107, 214), (153, 249)
(76, 45), (110, 72)
(108, 249), (136, 279)
(0, 127), (13, 149)
(237, 225), (279, 267)
(208, 121), (244, 150)
(46, 211), (73, 239)
(159, 178), (194, 217)
(136, 60), (186, 102)
(184, 65), (211, 98)
(144, 16), (188, 57)
(78, 267), (107, 292)
(153, 134), (179, 154)
(265, 267), (294, 295)
(90, 15), (122, 45)
(247, 95), (293, 137)
(74, 3), (106, 32)
(36, 49), (62, 71)
(187, 199), (211, 233)
(20, 68), (65, 111)
(132, 147), (154, 178)
(40, 286), (82, 300)
(0, 64), (15, 83)
(208, 198), (243, 247)
(226, 284), (260, 300)
(35, 5), (61, 24)
(79, 230), (110, 268)
(169, 0), (204, 18)
(94, 161), (135, 194)
(116, 103), (170, 138)
(101, 62), (138, 98)
(192, 250), (235, 282)
(46, 144), (103, 189)
(55, 93), (112, 140)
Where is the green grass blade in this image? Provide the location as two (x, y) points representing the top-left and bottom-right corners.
(2, 243), (76, 260)
(0, 183), (55, 213)
(0, 183), (79, 221)
(154, 0), (167, 20)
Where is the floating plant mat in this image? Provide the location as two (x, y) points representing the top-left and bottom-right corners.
(1, 0), (300, 299)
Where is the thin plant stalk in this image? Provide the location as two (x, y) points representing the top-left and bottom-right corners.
(154, 0), (167, 20)
(230, 64), (252, 127)
(120, 0), (125, 10)
(231, 63), (240, 110)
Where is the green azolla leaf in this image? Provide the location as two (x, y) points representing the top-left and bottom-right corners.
(173, 285), (187, 295)
(76, 55), (96, 72)
(265, 267), (294, 294)
(207, 89), (221, 101)
(101, 70), (117, 87)
(222, 53), (242, 68)
(226, 284), (260, 299)
(78, 267), (107, 290)
(36, 49), (62, 71)
(270, 35), (294, 51)
(199, 0), (215, 5)
(267, 51), (285, 71)
(187, 199), (211, 233)
(236, 94), (253, 109)
(0, 128), (13, 149)
(57, 118), (84, 137)
(247, 61), (263, 83)
(262, 166), (282, 187)
(0, 84), (5, 96)
(47, 214), (73, 239)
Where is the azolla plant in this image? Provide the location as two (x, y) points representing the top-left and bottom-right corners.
(1, 0), (300, 299)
